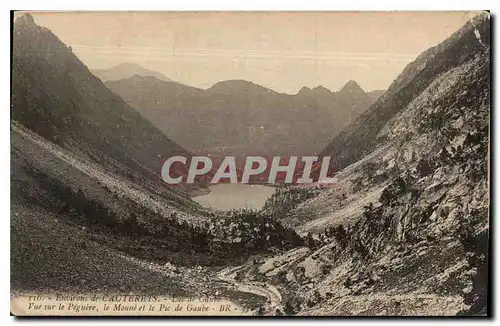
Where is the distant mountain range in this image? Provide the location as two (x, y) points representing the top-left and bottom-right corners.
(92, 63), (178, 83)
(105, 74), (383, 157)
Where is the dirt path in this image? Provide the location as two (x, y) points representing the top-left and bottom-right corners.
(217, 266), (284, 315)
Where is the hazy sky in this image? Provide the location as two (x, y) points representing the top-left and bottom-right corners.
(27, 11), (479, 93)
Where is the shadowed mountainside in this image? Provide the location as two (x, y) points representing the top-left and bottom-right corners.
(11, 14), (206, 193)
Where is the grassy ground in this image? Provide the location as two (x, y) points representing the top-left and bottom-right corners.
(11, 204), (188, 295)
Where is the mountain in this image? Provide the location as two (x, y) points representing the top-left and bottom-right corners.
(105, 77), (374, 157)
(319, 13), (490, 172)
(108, 74), (204, 102)
(11, 14), (204, 193)
(249, 12), (490, 316)
(296, 86), (334, 98)
(92, 62), (176, 83)
(333, 80), (374, 123)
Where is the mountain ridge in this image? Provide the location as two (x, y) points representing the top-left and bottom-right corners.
(105, 77), (380, 156)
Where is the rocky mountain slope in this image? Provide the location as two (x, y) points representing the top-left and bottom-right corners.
(243, 12), (490, 316)
(105, 76), (377, 156)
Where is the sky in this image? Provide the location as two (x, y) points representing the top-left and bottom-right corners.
(26, 11), (480, 93)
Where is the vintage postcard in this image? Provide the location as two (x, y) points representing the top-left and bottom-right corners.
(10, 11), (490, 316)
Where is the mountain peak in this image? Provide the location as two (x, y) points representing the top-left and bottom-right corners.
(15, 13), (36, 28)
(312, 85), (332, 95)
(92, 63), (174, 83)
(339, 80), (365, 94)
(296, 85), (332, 96)
(297, 86), (312, 95)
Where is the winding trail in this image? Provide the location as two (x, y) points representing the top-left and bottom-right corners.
(108, 253), (283, 315)
(217, 266), (284, 314)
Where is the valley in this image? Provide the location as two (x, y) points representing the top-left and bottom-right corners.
(10, 11), (490, 317)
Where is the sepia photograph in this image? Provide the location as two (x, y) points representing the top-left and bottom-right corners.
(10, 10), (490, 317)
